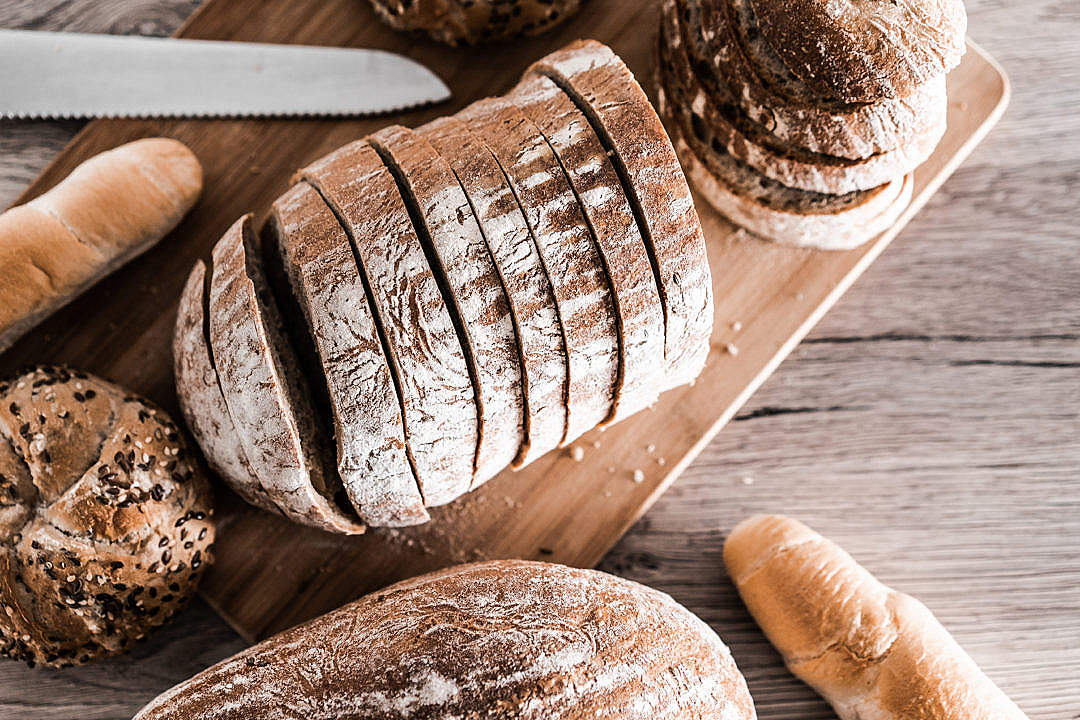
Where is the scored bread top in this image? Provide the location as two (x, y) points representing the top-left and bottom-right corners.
(530, 39), (714, 390)
(510, 74), (665, 422)
(268, 183), (428, 527)
(417, 116), (568, 468)
(134, 560), (756, 720)
(662, 0), (946, 195)
(299, 140), (476, 508)
(208, 215), (364, 534)
(698, 0), (949, 159)
(173, 260), (281, 515)
(458, 96), (619, 446)
(367, 125), (522, 489)
(748, 0), (966, 103)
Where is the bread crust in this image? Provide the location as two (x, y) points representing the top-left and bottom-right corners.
(134, 560), (756, 720)
(724, 515), (1031, 720)
(209, 216), (364, 533)
(530, 40), (714, 390)
(269, 183), (428, 527)
(698, 0), (948, 159)
(299, 141), (476, 508)
(0, 366), (214, 667)
(369, 0), (584, 45)
(418, 116), (568, 468)
(510, 74), (665, 422)
(173, 260), (281, 514)
(367, 125), (522, 488)
(749, 0), (966, 103)
(458, 97), (619, 446)
(662, 0), (946, 195)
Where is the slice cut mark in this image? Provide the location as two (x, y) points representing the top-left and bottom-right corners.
(529, 39), (713, 389)
(417, 116), (566, 468)
(510, 74), (666, 422)
(661, 0), (946, 195)
(367, 125), (523, 488)
(267, 183), (429, 526)
(209, 216), (365, 534)
(656, 32), (913, 249)
(458, 97), (619, 446)
(298, 141), (475, 508)
(173, 260), (282, 515)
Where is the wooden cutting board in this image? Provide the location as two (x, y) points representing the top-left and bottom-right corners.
(0, 0), (1008, 643)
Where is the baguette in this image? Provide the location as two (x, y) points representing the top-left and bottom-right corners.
(0, 138), (201, 353)
(724, 515), (1031, 720)
(134, 560), (756, 719)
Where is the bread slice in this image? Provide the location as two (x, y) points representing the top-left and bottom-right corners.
(509, 74), (665, 422)
(748, 0), (966, 103)
(298, 141), (476, 508)
(458, 97), (618, 446)
(657, 39), (914, 249)
(366, 125), (522, 488)
(417, 116), (567, 468)
(698, 0), (948, 160)
(529, 40), (713, 390)
(662, 0), (945, 195)
(208, 216), (364, 534)
(173, 260), (282, 515)
(265, 183), (429, 526)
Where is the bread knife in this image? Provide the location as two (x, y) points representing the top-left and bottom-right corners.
(0, 29), (451, 119)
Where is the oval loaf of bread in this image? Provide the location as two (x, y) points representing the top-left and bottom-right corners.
(725, 515), (1030, 720)
(134, 560), (756, 719)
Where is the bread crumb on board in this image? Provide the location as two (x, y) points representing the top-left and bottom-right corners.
(725, 342), (739, 357)
(632, 469), (645, 483)
(570, 446), (585, 462)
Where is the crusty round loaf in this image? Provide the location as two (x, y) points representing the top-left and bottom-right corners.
(134, 559), (755, 719)
(0, 366), (215, 667)
(748, 0), (967, 103)
(369, 0), (584, 46)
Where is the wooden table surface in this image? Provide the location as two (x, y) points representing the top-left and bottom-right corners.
(0, 0), (1076, 717)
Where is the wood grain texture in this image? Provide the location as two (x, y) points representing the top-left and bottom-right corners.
(0, 2), (1076, 720)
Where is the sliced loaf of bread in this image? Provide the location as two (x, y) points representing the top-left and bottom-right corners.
(417, 116), (567, 468)
(299, 141), (476, 508)
(529, 39), (714, 390)
(509, 74), (665, 422)
(208, 216), (364, 534)
(266, 183), (429, 527)
(367, 125), (522, 488)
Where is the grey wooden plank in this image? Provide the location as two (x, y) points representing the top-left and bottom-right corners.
(0, 0), (1077, 718)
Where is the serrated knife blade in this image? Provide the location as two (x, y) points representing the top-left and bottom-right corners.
(0, 29), (452, 120)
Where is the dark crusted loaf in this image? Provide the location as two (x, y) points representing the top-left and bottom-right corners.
(134, 560), (756, 719)
(369, 0), (585, 45)
(0, 366), (214, 667)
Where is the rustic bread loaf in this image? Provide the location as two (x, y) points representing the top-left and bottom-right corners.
(510, 74), (666, 422)
(369, 0), (584, 46)
(662, 0), (946, 195)
(134, 560), (756, 719)
(367, 125), (522, 488)
(657, 47), (914, 249)
(417, 116), (568, 467)
(725, 515), (1030, 720)
(299, 140), (476, 508)
(208, 216), (364, 534)
(0, 366), (214, 667)
(749, 0), (967, 103)
(0, 138), (201, 353)
(529, 40), (714, 391)
(458, 96), (619, 446)
(266, 183), (429, 527)
(173, 261), (282, 515)
(700, 0), (949, 159)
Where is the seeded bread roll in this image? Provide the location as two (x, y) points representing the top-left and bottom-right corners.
(369, 0), (584, 46)
(724, 515), (1030, 720)
(134, 560), (756, 719)
(0, 366), (214, 667)
(749, 0), (967, 103)
(0, 138), (202, 354)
